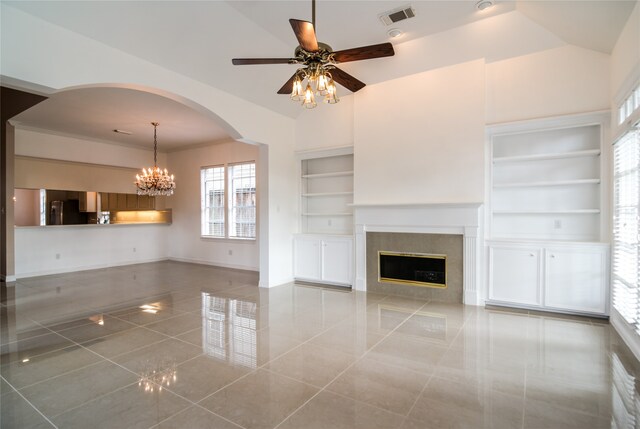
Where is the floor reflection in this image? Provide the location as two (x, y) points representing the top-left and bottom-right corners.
(202, 292), (258, 369)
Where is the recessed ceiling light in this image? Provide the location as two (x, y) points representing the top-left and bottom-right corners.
(476, 0), (494, 11)
(113, 129), (133, 135)
(387, 28), (403, 38)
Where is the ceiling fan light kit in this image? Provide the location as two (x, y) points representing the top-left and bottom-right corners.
(232, 0), (395, 109)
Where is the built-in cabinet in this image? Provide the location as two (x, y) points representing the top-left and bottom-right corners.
(294, 147), (355, 287)
(486, 112), (610, 316)
(100, 192), (155, 211)
(488, 242), (609, 315)
(293, 234), (353, 286)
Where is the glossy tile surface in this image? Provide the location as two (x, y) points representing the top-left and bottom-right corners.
(1, 260), (638, 429)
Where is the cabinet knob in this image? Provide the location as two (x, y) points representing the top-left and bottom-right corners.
(529, 253), (534, 257)
(550, 254), (555, 258)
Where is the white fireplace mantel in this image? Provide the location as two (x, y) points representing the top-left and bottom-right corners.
(353, 202), (484, 305)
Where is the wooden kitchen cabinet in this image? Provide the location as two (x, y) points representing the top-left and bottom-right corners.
(126, 194), (138, 210)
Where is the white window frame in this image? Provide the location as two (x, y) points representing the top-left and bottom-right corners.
(613, 70), (640, 334)
(201, 165), (226, 238)
(200, 161), (256, 240)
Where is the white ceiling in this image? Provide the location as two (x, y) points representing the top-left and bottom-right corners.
(11, 87), (231, 150)
(3, 0), (637, 146)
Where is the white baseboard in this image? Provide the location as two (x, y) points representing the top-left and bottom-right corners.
(464, 290), (482, 306)
(15, 257), (169, 279)
(259, 277), (294, 288)
(1, 274), (17, 282)
(168, 256), (258, 273)
(610, 309), (640, 363)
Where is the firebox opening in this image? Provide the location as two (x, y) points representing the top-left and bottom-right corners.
(378, 251), (447, 288)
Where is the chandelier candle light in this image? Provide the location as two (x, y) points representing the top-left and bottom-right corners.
(135, 122), (176, 196)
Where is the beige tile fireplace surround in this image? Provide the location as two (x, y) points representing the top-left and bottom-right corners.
(366, 232), (463, 302)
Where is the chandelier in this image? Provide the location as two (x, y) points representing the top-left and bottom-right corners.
(135, 122), (176, 196)
(290, 63), (339, 109)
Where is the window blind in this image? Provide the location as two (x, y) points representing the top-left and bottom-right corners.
(613, 128), (640, 331)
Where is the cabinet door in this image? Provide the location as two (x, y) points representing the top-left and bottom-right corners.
(489, 246), (542, 306)
(100, 193), (109, 211)
(117, 193), (127, 210)
(544, 247), (607, 314)
(293, 236), (321, 280)
(321, 237), (353, 285)
(126, 194), (138, 210)
(137, 195), (150, 210)
(109, 193), (118, 210)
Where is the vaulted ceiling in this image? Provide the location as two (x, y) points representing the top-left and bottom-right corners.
(2, 0), (637, 146)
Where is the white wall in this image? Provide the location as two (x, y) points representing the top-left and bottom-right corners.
(353, 59), (486, 205)
(14, 127), (165, 169)
(294, 95), (354, 152)
(486, 45), (610, 124)
(15, 224), (168, 277)
(166, 140), (259, 271)
(611, 1), (640, 100)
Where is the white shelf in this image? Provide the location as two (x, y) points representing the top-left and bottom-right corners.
(493, 179), (601, 188)
(302, 213), (353, 217)
(493, 209), (601, 215)
(302, 171), (354, 179)
(302, 213), (353, 216)
(493, 149), (600, 164)
(302, 192), (354, 197)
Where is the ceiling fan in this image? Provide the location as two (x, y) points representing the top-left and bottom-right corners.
(231, 0), (395, 107)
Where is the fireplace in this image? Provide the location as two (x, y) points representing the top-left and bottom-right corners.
(378, 251), (446, 288)
(353, 203), (483, 305)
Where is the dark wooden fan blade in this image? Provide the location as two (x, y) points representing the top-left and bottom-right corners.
(330, 67), (366, 92)
(332, 43), (395, 63)
(232, 58), (294, 65)
(277, 73), (298, 94)
(290, 19), (319, 52)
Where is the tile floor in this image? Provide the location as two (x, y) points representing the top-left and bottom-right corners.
(0, 261), (638, 428)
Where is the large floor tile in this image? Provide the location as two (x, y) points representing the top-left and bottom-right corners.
(326, 357), (430, 415)
(278, 391), (405, 429)
(112, 338), (202, 375)
(19, 360), (138, 417)
(199, 369), (319, 429)
(0, 332), (74, 365)
(54, 315), (136, 343)
(308, 323), (385, 357)
(1, 345), (103, 389)
(52, 383), (190, 429)
(153, 406), (242, 429)
(367, 333), (448, 375)
(164, 354), (252, 402)
(145, 312), (204, 336)
(0, 391), (55, 429)
(523, 398), (610, 429)
(80, 326), (169, 359)
(265, 342), (357, 388)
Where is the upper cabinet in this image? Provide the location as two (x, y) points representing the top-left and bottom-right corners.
(487, 112), (609, 243)
(299, 149), (354, 235)
(99, 192), (155, 211)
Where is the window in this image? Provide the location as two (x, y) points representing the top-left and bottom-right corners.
(619, 83), (640, 125)
(201, 162), (256, 239)
(229, 163), (256, 239)
(613, 129), (640, 330)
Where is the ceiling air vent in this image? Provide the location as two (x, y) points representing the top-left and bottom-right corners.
(379, 5), (416, 26)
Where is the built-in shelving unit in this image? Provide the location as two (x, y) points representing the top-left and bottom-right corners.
(489, 118), (606, 242)
(485, 112), (611, 317)
(300, 151), (354, 235)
